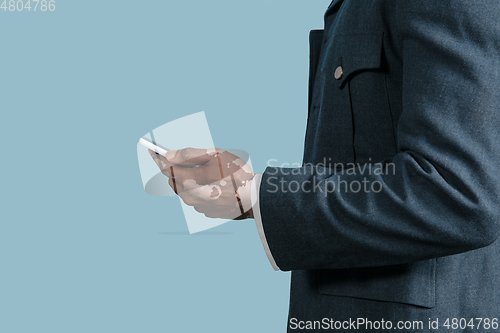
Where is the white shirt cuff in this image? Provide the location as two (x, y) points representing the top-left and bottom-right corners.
(251, 173), (280, 271)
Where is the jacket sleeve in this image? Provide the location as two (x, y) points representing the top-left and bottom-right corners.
(259, 0), (500, 271)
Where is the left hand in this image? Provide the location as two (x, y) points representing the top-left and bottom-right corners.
(149, 148), (255, 219)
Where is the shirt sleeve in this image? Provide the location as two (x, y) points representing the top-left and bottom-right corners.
(251, 173), (280, 271)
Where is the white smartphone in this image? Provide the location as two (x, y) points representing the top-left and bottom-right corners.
(138, 137), (169, 157)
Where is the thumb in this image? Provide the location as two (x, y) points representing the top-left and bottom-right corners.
(166, 147), (219, 166)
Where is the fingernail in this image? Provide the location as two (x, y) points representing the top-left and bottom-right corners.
(166, 150), (177, 161)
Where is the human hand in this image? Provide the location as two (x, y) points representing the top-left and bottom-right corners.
(149, 148), (255, 220)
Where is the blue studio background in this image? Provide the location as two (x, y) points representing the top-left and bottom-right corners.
(0, 1), (331, 332)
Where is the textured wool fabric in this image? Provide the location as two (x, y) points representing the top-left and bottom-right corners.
(260, 0), (500, 331)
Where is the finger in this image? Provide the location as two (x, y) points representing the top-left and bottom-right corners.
(166, 147), (223, 167)
(177, 189), (201, 207)
(193, 205), (224, 217)
(148, 149), (161, 168)
(169, 175), (214, 204)
(170, 165), (222, 186)
(182, 179), (224, 201)
(169, 155), (244, 186)
(149, 150), (173, 176)
(199, 206), (242, 219)
(178, 188), (223, 210)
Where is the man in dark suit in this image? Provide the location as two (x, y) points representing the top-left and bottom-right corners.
(151, 0), (500, 331)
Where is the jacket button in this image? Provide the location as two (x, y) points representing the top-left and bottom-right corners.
(334, 66), (343, 80)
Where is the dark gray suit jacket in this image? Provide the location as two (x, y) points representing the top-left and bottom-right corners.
(259, 1), (500, 331)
